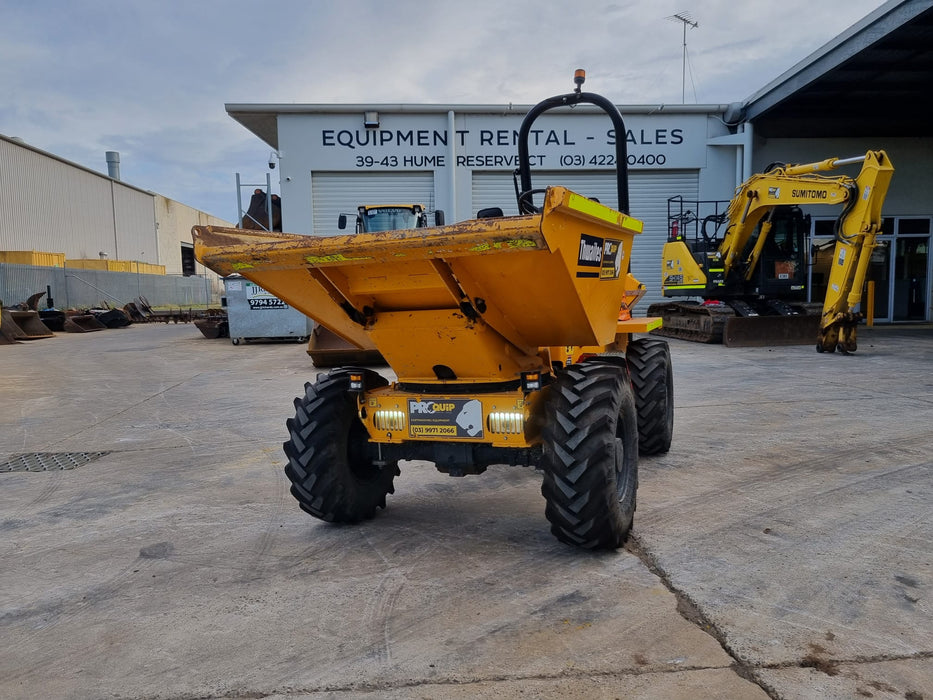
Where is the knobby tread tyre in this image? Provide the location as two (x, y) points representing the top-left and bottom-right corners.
(283, 369), (398, 523)
(626, 338), (674, 455)
(540, 362), (639, 550)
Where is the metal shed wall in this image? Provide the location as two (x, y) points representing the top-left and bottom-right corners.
(0, 137), (157, 262)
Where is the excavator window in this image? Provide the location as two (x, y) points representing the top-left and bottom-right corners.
(767, 213), (806, 257)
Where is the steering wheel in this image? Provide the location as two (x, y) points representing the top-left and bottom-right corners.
(518, 188), (548, 215)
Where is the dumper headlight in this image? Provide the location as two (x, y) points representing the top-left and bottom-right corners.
(373, 409), (406, 432)
(487, 411), (524, 435)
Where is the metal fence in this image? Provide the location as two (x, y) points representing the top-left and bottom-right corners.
(0, 263), (220, 309)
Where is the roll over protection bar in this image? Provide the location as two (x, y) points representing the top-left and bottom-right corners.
(516, 83), (631, 215)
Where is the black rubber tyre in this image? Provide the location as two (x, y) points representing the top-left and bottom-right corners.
(540, 361), (639, 549)
(626, 338), (674, 455)
(284, 369), (398, 523)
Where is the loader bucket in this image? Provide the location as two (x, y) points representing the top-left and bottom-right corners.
(1, 309), (54, 340)
(64, 314), (107, 333)
(194, 186), (645, 384)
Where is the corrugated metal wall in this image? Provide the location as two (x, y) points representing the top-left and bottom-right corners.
(1, 263), (215, 309)
(0, 137), (157, 261)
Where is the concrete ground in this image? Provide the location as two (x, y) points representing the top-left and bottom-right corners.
(1, 322), (930, 700)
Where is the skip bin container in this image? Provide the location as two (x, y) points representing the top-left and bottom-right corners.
(222, 275), (312, 345)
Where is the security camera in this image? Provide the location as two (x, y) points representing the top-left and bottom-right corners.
(268, 159), (276, 170)
(268, 150), (278, 169)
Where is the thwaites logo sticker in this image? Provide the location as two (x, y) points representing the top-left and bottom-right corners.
(577, 233), (623, 279)
(408, 398), (483, 438)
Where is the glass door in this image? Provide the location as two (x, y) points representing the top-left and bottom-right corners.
(893, 237), (928, 321)
(866, 239), (892, 322)
(809, 217), (931, 322)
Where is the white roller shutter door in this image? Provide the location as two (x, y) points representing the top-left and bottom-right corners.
(628, 172), (699, 308)
(471, 170), (699, 309)
(310, 172), (436, 236)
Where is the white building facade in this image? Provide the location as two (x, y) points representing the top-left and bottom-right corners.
(232, 103), (739, 309)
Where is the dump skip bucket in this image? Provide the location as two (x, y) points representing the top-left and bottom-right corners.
(1, 309), (54, 340)
(64, 314), (107, 333)
(194, 186), (645, 383)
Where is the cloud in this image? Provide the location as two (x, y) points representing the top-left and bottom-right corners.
(0, 0), (887, 220)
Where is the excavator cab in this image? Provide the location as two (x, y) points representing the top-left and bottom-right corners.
(746, 206), (809, 300)
(664, 198), (809, 301)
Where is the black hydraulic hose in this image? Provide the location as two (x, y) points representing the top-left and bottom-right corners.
(516, 91), (630, 214)
(834, 183), (861, 243)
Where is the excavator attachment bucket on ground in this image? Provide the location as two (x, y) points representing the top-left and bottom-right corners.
(64, 314), (107, 333)
(1, 309), (54, 340)
(194, 186), (645, 384)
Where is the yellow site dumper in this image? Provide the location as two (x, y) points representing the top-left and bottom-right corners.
(193, 73), (672, 549)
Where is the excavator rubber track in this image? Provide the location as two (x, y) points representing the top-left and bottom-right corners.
(647, 301), (822, 347)
(646, 302), (732, 343)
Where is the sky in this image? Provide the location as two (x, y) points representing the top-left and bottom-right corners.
(1, 0), (890, 222)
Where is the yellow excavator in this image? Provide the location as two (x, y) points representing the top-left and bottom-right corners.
(648, 151), (893, 352)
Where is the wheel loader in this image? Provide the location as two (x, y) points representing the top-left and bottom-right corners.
(192, 71), (673, 549)
(648, 151), (894, 351)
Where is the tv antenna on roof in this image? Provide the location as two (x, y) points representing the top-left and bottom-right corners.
(667, 11), (699, 104)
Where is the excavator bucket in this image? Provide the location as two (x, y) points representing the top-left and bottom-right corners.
(722, 315), (821, 347)
(1, 309), (54, 340)
(194, 186), (646, 384)
(63, 314), (107, 333)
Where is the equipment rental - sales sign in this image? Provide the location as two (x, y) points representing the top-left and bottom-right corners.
(292, 111), (709, 171)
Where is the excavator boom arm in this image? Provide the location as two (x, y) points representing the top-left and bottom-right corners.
(817, 150), (894, 352)
(718, 170), (854, 281)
